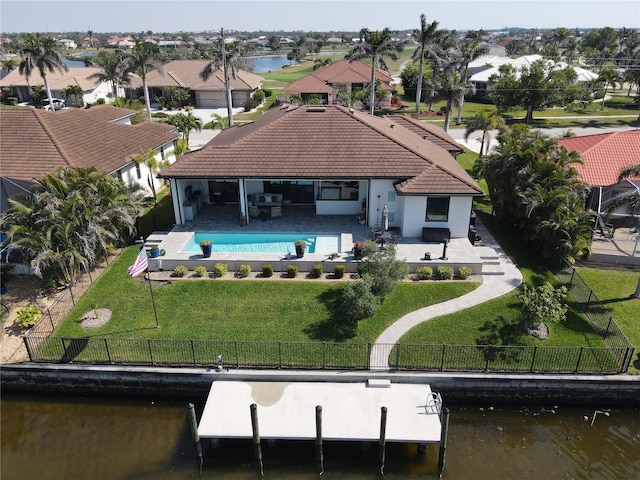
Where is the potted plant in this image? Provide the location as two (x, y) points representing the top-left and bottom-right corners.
(200, 240), (213, 258)
(149, 246), (160, 258)
(353, 241), (365, 259)
(294, 240), (307, 258)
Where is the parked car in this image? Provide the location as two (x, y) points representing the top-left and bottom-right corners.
(42, 98), (66, 111)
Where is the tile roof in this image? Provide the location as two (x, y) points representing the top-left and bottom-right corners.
(285, 60), (395, 95)
(0, 106), (179, 181)
(384, 114), (464, 154)
(0, 67), (104, 91)
(128, 60), (263, 91)
(558, 129), (640, 186)
(160, 104), (483, 196)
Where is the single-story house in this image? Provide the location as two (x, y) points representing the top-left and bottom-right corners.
(126, 60), (263, 109)
(0, 105), (180, 202)
(159, 104), (483, 239)
(284, 60), (396, 107)
(558, 129), (640, 228)
(0, 67), (118, 106)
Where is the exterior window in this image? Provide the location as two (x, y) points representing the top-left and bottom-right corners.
(135, 162), (142, 180)
(318, 181), (359, 200)
(425, 196), (450, 222)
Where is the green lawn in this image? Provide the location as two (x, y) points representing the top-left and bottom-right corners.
(55, 246), (479, 345)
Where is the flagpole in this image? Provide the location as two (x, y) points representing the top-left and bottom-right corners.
(137, 237), (160, 328)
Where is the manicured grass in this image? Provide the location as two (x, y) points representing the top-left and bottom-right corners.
(54, 246), (479, 345)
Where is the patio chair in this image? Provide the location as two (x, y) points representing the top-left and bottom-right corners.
(596, 217), (614, 239)
(270, 206), (282, 219)
(248, 205), (260, 219)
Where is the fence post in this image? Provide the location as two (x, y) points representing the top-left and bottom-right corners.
(569, 268), (575, 287)
(394, 343), (400, 370)
(278, 341), (282, 368)
(104, 338), (112, 364)
(440, 344), (446, 371)
(61, 337), (67, 363)
(23, 337), (34, 361)
(367, 343), (371, 370)
(234, 340), (239, 367)
(47, 309), (55, 330)
(147, 339), (154, 365)
(485, 346), (490, 372)
(68, 284), (76, 305)
(322, 342), (326, 369)
(530, 346), (537, 372)
(190, 340), (196, 365)
(575, 346), (584, 373)
(583, 291), (592, 312)
(603, 317), (613, 339)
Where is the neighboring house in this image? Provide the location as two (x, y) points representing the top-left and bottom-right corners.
(558, 129), (640, 228)
(159, 104), (483, 239)
(56, 38), (77, 49)
(127, 59), (263, 109)
(468, 54), (598, 96)
(0, 105), (180, 199)
(284, 60), (396, 107)
(0, 67), (118, 106)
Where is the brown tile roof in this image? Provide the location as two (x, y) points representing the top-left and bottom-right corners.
(558, 129), (640, 186)
(160, 104), (483, 196)
(285, 60), (395, 95)
(0, 67), (104, 91)
(128, 60), (263, 91)
(384, 114), (464, 154)
(0, 106), (179, 181)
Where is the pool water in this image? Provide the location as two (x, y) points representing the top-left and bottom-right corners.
(183, 232), (340, 254)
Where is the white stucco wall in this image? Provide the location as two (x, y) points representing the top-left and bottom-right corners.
(398, 195), (474, 238)
(368, 180), (399, 228)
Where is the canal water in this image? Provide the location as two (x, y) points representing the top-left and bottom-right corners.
(2, 393), (638, 479)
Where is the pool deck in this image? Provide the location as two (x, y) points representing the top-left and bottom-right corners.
(146, 203), (488, 275)
(198, 379), (443, 443)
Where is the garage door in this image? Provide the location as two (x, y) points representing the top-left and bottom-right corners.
(196, 91), (225, 108)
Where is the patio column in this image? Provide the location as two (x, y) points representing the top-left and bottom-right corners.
(169, 178), (184, 225)
(238, 179), (247, 222)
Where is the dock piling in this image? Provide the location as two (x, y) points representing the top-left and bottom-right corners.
(438, 407), (450, 478)
(250, 403), (264, 476)
(315, 405), (324, 475)
(379, 406), (388, 474)
(186, 403), (203, 472)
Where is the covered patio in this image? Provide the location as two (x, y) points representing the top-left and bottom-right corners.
(145, 203), (485, 275)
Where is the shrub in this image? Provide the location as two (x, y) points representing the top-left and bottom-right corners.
(242, 99), (259, 111)
(435, 266), (454, 280)
(457, 266), (473, 279)
(357, 246), (409, 298)
(252, 90), (265, 103)
(14, 305), (41, 329)
(338, 275), (380, 327)
(262, 263), (274, 277)
(194, 265), (207, 277)
(173, 265), (188, 277)
(334, 264), (346, 279)
(238, 264), (252, 278)
(262, 88), (273, 97)
(213, 263), (228, 278)
(312, 264), (323, 279)
(517, 283), (568, 326)
(415, 266), (433, 280)
(287, 264), (299, 278)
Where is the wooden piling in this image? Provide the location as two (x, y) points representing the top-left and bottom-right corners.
(250, 403), (264, 476)
(315, 405), (324, 474)
(379, 406), (388, 473)
(186, 403), (203, 472)
(438, 407), (450, 478)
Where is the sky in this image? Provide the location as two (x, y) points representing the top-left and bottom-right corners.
(1, 0), (639, 34)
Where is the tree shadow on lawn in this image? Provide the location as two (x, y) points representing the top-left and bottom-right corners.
(303, 289), (357, 342)
(475, 315), (528, 363)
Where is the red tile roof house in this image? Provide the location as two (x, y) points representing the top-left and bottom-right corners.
(159, 104), (482, 245)
(127, 60), (263, 109)
(0, 67), (119, 107)
(558, 129), (640, 229)
(0, 105), (180, 205)
(284, 60), (396, 107)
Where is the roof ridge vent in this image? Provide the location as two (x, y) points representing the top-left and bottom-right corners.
(306, 106), (326, 112)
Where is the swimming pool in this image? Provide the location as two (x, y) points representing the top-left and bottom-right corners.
(183, 232), (341, 254)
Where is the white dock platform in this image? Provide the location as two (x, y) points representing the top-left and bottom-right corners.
(198, 380), (442, 444)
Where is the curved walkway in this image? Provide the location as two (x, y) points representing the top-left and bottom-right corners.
(370, 220), (523, 369)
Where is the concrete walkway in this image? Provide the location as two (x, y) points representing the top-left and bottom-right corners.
(370, 218), (523, 369)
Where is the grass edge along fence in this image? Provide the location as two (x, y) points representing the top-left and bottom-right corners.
(23, 263), (634, 374)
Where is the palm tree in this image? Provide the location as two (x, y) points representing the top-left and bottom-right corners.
(604, 164), (640, 216)
(88, 50), (128, 100)
(200, 28), (243, 127)
(456, 39), (487, 125)
(597, 67), (620, 110)
(131, 151), (169, 205)
(166, 112), (203, 147)
(411, 15), (445, 119)
(61, 84), (83, 106)
(211, 113), (228, 131)
(345, 27), (402, 115)
(18, 32), (69, 112)
(464, 110), (505, 155)
(123, 39), (164, 120)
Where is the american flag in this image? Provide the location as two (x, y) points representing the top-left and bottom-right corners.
(128, 246), (148, 278)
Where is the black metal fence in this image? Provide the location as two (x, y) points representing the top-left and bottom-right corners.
(22, 260), (635, 374)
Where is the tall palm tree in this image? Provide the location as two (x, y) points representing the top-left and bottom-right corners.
(411, 15), (444, 119)
(345, 27), (402, 115)
(88, 50), (128, 100)
(464, 109), (505, 155)
(18, 32), (68, 112)
(131, 151), (170, 205)
(123, 39), (164, 120)
(61, 84), (83, 106)
(455, 39), (487, 125)
(597, 67), (620, 110)
(200, 28), (243, 127)
(166, 112), (203, 147)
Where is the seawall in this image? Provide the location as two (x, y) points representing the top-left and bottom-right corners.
(2, 364), (639, 406)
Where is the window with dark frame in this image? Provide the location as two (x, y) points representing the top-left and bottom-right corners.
(425, 196), (450, 222)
